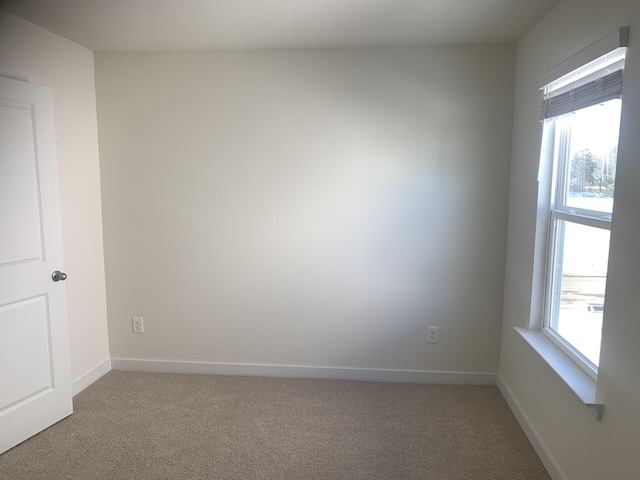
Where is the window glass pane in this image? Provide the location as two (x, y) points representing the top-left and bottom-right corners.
(557, 100), (621, 214)
(550, 220), (610, 366)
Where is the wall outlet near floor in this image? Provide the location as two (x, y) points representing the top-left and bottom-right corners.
(427, 326), (438, 343)
(132, 317), (144, 334)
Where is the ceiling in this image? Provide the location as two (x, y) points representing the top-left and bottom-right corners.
(3, 0), (560, 52)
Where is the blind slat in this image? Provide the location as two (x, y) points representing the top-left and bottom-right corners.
(542, 69), (623, 120)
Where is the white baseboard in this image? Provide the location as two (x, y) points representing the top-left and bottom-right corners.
(72, 359), (112, 396)
(497, 375), (566, 480)
(111, 358), (496, 385)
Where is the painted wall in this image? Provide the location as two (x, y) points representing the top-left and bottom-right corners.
(95, 48), (515, 373)
(0, 11), (110, 382)
(500, 0), (640, 478)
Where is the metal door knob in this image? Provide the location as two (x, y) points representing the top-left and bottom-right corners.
(51, 270), (67, 282)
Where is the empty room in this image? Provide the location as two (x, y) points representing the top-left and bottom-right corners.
(1, 1), (639, 479)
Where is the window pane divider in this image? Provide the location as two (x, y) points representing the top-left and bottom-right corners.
(551, 209), (611, 230)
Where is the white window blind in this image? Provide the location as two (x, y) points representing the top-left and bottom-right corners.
(542, 69), (624, 119)
(540, 27), (628, 121)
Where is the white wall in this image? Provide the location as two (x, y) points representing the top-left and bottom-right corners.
(500, 0), (640, 478)
(95, 48), (514, 373)
(0, 11), (110, 382)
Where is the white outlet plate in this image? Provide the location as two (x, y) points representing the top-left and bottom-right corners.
(427, 326), (438, 343)
(132, 316), (144, 334)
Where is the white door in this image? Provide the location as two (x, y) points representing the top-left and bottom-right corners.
(0, 76), (72, 454)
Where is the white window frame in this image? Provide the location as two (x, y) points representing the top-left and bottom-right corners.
(540, 114), (614, 380)
(516, 27), (630, 422)
(538, 37), (627, 380)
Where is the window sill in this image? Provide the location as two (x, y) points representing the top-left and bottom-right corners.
(514, 327), (604, 420)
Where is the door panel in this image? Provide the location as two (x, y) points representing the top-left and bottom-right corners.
(0, 75), (72, 454)
(0, 101), (43, 266)
(0, 295), (52, 412)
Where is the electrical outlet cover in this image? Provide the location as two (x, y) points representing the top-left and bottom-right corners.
(132, 316), (144, 334)
(427, 326), (438, 343)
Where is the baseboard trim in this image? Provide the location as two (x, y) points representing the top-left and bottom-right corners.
(497, 375), (566, 480)
(111, 358), (496, 385)
(72, 359), (112, 397)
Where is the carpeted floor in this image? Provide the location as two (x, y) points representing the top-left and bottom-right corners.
(0, 371), (549, 480)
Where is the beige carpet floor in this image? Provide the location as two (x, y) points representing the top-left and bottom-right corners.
(0, 371), (549, 480)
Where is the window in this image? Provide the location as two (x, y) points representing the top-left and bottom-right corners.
(540, 47), (626, 378)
